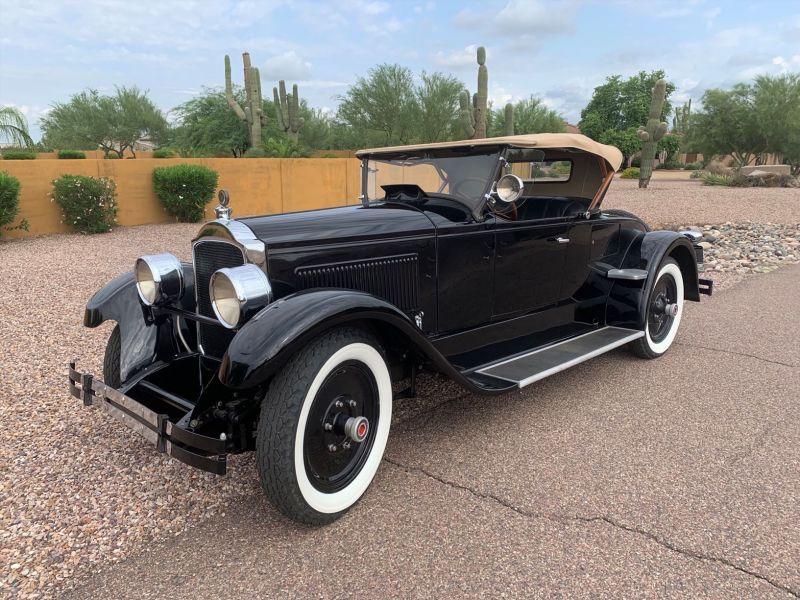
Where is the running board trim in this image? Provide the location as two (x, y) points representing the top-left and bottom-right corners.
(475, 326), (644, 388)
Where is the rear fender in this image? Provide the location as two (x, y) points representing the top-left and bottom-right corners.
(607, 231), (699, 330)
(218, 289), (486, 393)
(84, 264), (195, 380)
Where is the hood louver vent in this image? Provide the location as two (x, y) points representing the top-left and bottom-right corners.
(296, 254), (419, 312)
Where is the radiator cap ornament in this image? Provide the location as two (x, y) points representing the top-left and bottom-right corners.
(215, 189), (232, 220)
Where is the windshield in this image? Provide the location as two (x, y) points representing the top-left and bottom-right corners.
(364, 148), (501, 214)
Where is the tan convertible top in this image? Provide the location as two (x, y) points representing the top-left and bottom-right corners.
(356, 133), (623, 172)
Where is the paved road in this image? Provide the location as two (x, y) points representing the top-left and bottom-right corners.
(67, 266), (800, 599)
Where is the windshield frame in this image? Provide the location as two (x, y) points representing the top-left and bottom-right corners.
(360, 146), (504, 220)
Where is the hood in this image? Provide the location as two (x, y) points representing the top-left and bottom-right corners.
(238, 203), (435, 250)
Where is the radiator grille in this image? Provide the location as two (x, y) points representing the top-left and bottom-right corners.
(193, 240), (245, 357)
(296, 254), (419, 312)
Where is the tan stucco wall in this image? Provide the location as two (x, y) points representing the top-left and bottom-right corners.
(1, 158), (362, 239)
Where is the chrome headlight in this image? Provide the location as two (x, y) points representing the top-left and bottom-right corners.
(135, 253), (184, 306)
(210, 264), (272, 329)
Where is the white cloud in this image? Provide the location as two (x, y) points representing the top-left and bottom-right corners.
(434, 45), (482, 69)
(262, 51), (312, 81)
(454, 0), (579, 51)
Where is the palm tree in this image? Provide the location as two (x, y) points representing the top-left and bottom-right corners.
(0, 106), (34, 147)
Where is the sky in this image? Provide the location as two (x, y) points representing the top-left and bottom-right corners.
(1, 0), (799, 141)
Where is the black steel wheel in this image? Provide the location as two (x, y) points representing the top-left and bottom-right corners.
(256, 327), (392, 525)
(630, 257), (684, 359)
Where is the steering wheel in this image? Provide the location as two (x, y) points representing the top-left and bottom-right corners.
(493, 199), (518, 221)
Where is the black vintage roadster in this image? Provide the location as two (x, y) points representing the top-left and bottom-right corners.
(69, 134), (712, 524)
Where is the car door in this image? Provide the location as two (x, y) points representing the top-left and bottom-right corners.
(492, 216), (574, 318)
(435, 215), (496, 334)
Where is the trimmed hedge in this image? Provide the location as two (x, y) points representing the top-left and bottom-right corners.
(58, 150), (87, 159)
(620, 167), (640, 179)
(152, 148), (176, 158)
(52, 175), (118, 234)
(1, 149), (36, 160)
(152, 164), (218, 222)
(0, 170), (22, 235)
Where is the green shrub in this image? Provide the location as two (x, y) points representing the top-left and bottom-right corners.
(684, 161), (702, 170)
(630, 157), (640, 168)
(243, 147), (268, 158)
(620, 167), (640, 179)
(57, 150), (86, 159)
(0, 170), (22, 235)
(658, 160), (684, 170)
(690, 170), (704, 179)
(152, 164), (218, 222)
(52, 175), (117, 234)
(1, 149), (36, 160)
(700, 172), (734, 186)
(153, 148), (176, 158)
(260, 137), (311, 158)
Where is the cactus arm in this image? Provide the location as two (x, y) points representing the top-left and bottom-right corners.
(504, 103), (514, 136)
(273, 87), (286, 131)
(224, 55), (246, 121)
(459, 90), (475, 138)
(278, 81), (290, 127)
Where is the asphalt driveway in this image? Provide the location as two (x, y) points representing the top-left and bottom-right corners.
(65, 265), (800, 599)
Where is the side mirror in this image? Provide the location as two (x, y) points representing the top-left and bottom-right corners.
(495, 174), (524, 204)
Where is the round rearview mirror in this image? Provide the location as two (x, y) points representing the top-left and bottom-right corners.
(495, 174), (524, 204)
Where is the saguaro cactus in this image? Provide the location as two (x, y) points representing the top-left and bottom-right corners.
(460, 46), (489, 139)
(273, 81), (304, 142)
(504, 102), (514, 136)
(672, 98), (691, 135)
(225, 52), (266, 149)
(637, 79), (668, 189)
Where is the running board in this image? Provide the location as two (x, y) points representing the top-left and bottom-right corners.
(475, 326), (644, 388)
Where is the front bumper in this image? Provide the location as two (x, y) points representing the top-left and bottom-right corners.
(68, 360), (227, 474)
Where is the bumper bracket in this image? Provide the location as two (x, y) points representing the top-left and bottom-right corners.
(69, 360), (227, 475)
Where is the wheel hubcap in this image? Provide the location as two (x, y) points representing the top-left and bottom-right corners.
(648, 275), (678, 343)
(303, 361), (379, 493)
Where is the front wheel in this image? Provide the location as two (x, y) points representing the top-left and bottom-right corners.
(256, 327), (392, 525)
(629, 258), (684, 359)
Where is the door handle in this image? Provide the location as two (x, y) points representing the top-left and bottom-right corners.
(550, 237), (570, 244)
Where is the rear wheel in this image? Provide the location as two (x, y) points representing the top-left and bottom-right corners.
(256, 327), (392, 525)
(103, 324), (122, 388)
(629, 258), (684, 359)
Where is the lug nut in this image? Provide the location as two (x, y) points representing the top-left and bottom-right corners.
(328, 444), (338, 452)
(343, 441), (351, 450)
(335, 400), (344, 409)
(324, 423), (333, 431)
(348, 399), (357, 408)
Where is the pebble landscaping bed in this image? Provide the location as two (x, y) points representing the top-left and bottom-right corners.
(1, 181), (798, 598)
(674, 222), (800, 290)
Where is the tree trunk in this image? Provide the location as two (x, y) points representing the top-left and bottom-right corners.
(638, 176), (651, 189)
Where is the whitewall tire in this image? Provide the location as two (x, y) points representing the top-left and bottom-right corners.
(257, 328), (392, 525)
(630, 258), (684, 359)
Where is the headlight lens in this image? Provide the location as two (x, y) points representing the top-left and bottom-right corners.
(134, 253), (184, 306)
(210, 264), (272, 329)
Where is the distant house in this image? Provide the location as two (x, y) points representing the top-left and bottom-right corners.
(564, 122), (581, 134)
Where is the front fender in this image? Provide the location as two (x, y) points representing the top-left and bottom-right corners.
(84, 264), (195, 380)
(218, 289), (489, 392)
(607, 231), (699, 330)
